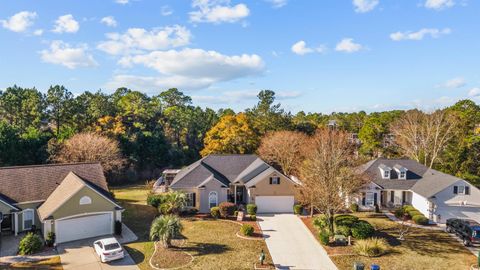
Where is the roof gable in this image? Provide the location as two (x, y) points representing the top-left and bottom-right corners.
(0, 163), (109, 203)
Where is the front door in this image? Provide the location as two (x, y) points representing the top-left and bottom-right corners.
(235, 186), (244, 204)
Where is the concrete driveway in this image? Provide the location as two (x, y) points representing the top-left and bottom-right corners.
(258, 214), (337, 270)
(57, 236), (139, 270)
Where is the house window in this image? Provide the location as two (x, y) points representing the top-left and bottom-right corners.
(23, 209), (34, 230)
(383, 170), (390, 179)
(79, 196), (92, 205)
(270, 177), (280, 185)
(399, 171), (406, 179)
(186, 193), (196, 207)
(209, 191), (218, 209)
(366, 192), (374, 206)
(454, 185), (470, 195)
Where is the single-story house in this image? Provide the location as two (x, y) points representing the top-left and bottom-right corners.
(164, 154), (298, 213)
(0, 163), (123, 244)
(352, 158), (480, 224)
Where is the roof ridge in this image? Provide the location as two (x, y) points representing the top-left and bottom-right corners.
(0, 162), (101, 170)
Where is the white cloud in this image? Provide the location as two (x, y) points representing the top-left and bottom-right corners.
(193, 90), (300, 104)
(33, 29), (43, 36)
(291, 40), (326, 55)
(97, 25), (191, 55)
(108, 48), (264, 90)
(437, 77), (466, 89)
(390, 28), (451, 41)
(53, 14), (79, 33)
(40, 40), (97, 69)
(190, 0), (250, 24)
(335, 38), (363, 53)
(161, 5), (174, 16)
(115, 0), (129, 4)
(101, 16), (117, 27)
(425, 0), (455, 10)
(1, 11), (37, 33)
(353, 0), (379, 13)
(266, 0), (287, 8)
(468, 87), (480, 97)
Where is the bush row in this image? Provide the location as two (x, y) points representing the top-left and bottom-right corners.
(394, 205), (429, 225)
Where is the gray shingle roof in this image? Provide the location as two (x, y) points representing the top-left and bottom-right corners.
(0, 163), (109, 203)
(170, 154), (271, 188)
(411, 169), (462, 198)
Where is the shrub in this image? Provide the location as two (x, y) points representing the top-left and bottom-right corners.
(45, 232), (55, 247)
(351, 221), (375, 239)
(313, 216), (328, 231)
(234, 210), (239, 217)
(147, 194), (166, 208)
(403, 205), (415, 213)
(412, 214), (429, 225)
(247, 204), (257, 215)
(150, 215), (183, 248)
(115, 220), (122, 235)
(334, 214), (359, 227)
(354, 238), (388, 257)
(350, 203), (359, 212)
(319, 230), (330, 245)
(250, 215), (257, 221)
(210, 207), (220, 218)
(408, 210), (421, 217)
(241, 224), (254, 236)
(18, 233), (43, 255)
(394, 207), (404, 219)
(335, 225), (351, 237)
(219, 202), (237, 218)
(293, 205), (303, 215)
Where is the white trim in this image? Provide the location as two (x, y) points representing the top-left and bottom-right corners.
(22, 209), (35, 231)
(79, 196), (92, 205)
(14, 212), (18, 236)
(245, 167), (297, 188)
(196, 175), (227, 188)
(0, 199), (20, 210)
(13, 200), (45, 205)
(56, 211), (114, 222)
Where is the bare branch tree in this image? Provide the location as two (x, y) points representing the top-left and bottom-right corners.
(391, 109), (456, 168)
(257, 130), (309, 176)
(298, 128), (367, 233)
(52, 132), (126, 173)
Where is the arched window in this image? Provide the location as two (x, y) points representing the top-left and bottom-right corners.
(209, 191), (218, 208)
(79, 196), (92, 205)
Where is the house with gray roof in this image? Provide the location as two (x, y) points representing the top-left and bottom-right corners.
(0, 163), (123, 244)
(160, 154), (298, 213)
(352, 158), (480, 224)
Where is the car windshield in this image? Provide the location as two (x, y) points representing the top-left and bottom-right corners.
(104, 243), (121, 250)
(473, 230), (480, 238)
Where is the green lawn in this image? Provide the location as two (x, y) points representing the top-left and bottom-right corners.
(306, 212), (478, 270)
(113, 184), (272, 270)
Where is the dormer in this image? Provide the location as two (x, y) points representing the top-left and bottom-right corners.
(393, 164), (408, 180)
(378, 164), (392, 179)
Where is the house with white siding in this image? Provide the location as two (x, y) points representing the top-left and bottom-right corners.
(351, 158), (480, 224)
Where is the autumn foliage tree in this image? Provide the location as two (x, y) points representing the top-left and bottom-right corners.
(257, 130), (308, 176)
(53, 132), (126, 173)
(201, 113), (258, 156)
(299, 128), (367, 233)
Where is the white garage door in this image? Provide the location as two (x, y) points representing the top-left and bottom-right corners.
(256, 196), (294, 213)
(56, 213), (113, 243)
(436, 206), (480, 224)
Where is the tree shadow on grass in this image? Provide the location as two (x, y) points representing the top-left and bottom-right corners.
(181, 242), (231, 256)
(123, 245), (146, 264)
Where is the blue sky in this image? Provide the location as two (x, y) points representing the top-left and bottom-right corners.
(1, 0), (479, 113)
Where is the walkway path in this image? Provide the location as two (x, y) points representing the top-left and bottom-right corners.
(258, 214), (337, 270)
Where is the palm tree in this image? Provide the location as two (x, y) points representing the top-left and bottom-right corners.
(150, 215), (183, 248)
(159, 191), (187, 215)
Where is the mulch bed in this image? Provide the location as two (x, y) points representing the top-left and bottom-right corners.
(150, 242), (192, 270)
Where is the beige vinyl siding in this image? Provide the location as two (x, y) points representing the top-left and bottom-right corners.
(248, 173), (295, 204)
(199, 179), (228, 213)
(49, 186), (117, 220)
(15, 202), (43, 232)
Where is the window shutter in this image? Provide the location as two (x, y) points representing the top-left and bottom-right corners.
(278, 178), (281, 185)
(453, 186), (458, 194)
(269, 178), (272, 185)
(192, 193), (196, 207)
(465, 186), (470, 195)
(362, 193), (366, 206)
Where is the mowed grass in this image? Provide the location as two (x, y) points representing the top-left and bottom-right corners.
(7, 256), (63, 269)
(326, 213), (478, 270)
(113, 184), (272, 270)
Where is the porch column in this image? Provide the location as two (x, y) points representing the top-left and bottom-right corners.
(234, 185), (237, 204)
(14, 212), (18, 236)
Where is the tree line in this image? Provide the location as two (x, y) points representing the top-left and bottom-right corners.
(1, 85), (479, 186)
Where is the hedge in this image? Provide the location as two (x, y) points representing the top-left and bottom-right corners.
(293, 205), (303, 215)
(219, 202), (237, 218)
(334, 214), (359, 227)
(241, 224), (254, 236)
(412, 214), (429, 225)
(147, 194), (167, 208)
(351, 221), (375, 239)
(210, 207), (220, 218)
(247, 204), (257, 215)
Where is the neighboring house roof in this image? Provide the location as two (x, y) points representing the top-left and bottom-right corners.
(0, 163), (109, 203)
(169, 154), (287, 188)
(37, 171), (119, 221)
(361, 158), (466, 198)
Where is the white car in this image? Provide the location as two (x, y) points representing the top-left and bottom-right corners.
(93, 237), (125, 263)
